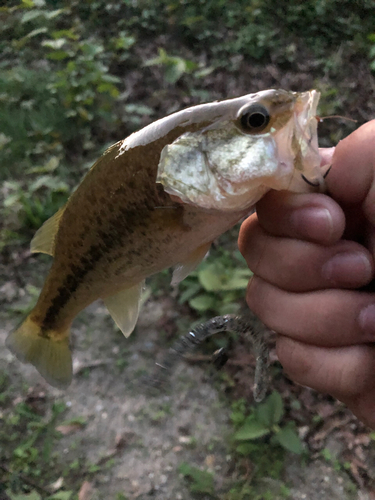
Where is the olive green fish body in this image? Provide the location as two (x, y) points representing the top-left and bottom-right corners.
(6, 89), (326, 388)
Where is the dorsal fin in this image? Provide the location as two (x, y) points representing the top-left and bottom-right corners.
(104, 281), (145, 338)
(171, 241), (212, 285)
(30, 206), (66, 256)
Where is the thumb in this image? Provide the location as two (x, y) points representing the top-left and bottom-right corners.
(326, 120), (375, 223)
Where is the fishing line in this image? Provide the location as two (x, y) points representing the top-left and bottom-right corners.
(316, 115), (357, 123)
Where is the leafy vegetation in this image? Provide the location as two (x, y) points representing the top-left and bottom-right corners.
(179, 247), (252, 317)
(232, 391), (304, 455)
(0, 372), (111, 499)
(1, 0), (374, 246)
(0, 380), (70, 499)
(178, 462), (215, 496)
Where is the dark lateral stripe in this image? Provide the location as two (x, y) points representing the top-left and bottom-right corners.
(41, 203), (153, 329)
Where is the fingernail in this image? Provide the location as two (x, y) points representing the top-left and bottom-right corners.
(291, 207), (333, 241)
(359, 304), (375, 336)
(322, 252), (372, 286)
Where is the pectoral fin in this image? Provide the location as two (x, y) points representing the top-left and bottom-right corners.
(171, 241), (212, 285)
(104, 281), (145, 338)
(30, 206), (66, 256)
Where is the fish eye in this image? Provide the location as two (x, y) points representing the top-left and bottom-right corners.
(240, 104), (270, 133)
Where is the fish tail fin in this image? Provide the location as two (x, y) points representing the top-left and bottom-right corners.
(6, 316), (72, 389)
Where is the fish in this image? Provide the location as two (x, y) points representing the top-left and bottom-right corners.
(6, 89), (326, 389)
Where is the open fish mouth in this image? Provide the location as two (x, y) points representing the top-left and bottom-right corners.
(293, 90), (325, 188)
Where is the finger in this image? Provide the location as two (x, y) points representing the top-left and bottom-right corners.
(276, 336), (375, 427)
(250, 190), (345, 245)
(327, 120), (375, 221)
(239, 221), (373, 292)
(319, 147), (335, 166)
(246, 276), (375, 347)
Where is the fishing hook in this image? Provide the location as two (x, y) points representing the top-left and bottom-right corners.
(301, 174), (320, 187)
(301, 164), (332, 187)
(323, 165), (332, 178)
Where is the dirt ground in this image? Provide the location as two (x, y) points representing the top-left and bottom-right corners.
(1, 256), (374, 500)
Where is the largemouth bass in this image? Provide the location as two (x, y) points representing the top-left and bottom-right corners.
(6, 89), (325, 389)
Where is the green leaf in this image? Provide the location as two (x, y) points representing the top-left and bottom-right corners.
(256, 391), (284, 427)
(47, 50), (70, 60)
(27, 156), (60, 174)
(235, 442), (258, 455)
(188, 293), (216, 312)
(4, 193), (21, 208)
(45, 9), (65, 20)
(198, 262), (251, 292)
(198, 263), (224, 291)
(223, 268), (252, 290)
(21, 9), (43, 23)
(25, 27), (48, 39)
(234, 417), (271, 441)
(178, 282), (201, 304)
(21, 0), (36, 7)
(52, 29), (78, 40)
(217, 301), (241, 315)
(42, 38), (66, 49)
(124, 104), (154, 115)
(114, 34), (135, 50)
(29, 175), (69, 193)
(274, 426), (304, 454)
(164, 61), (186, 84)
(100, 74), (121, 84)
(97, 83), (120, 97)
(178, 463), (215, 495)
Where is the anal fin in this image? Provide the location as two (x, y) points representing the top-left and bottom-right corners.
(171, 241), (212, 285)
(104, 281), (145, 338)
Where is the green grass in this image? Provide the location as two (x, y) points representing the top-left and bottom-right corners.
(0, 372), (109, 499)
(0, 380), (70, 498)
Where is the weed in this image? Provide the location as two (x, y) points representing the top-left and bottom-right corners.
(232, 391), (304, 455)
(321, 447), (351, 473)
(140, 401), (172, 423)
(0, 398), (71, 498)
(221, 392), (305, 497)
(178, 248), (252, 317)
(115, 493), (129, 500)
(178, 462), (215, 496)
(145, 48), (198, 84)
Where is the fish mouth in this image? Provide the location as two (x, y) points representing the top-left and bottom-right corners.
(292, 90), (324, 186)
(293, 90), (320, 166)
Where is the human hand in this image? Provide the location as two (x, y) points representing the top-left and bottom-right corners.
(238, 120), (375, 428)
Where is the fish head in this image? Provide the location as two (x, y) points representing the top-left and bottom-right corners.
(156, 89), (325, 211)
